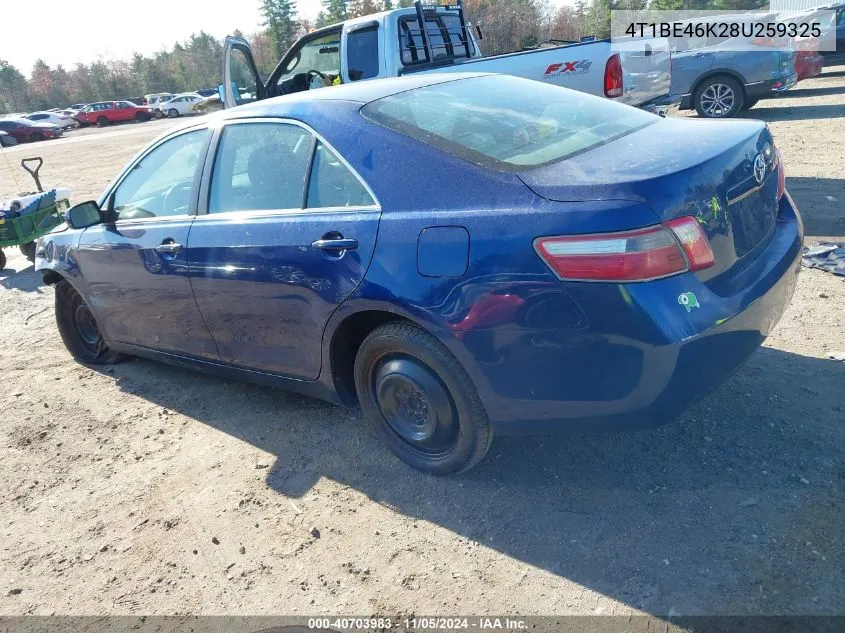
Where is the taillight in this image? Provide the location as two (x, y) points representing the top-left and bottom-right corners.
(604, 53), (623, 98)
(534, 217), (714, 282)
(775, 148), (785, 200)
(664, 216), (715, 271)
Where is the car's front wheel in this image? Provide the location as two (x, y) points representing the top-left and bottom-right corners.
(354, 322), (493, 475)
(168, 108), (179, 118)
(694, 76), (744, 118)
(96, 116), (109, 127)
(55, 280), (125, 365)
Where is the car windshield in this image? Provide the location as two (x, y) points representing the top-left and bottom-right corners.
(362, 75), (657, 170)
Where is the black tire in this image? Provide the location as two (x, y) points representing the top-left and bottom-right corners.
(96, 116), (109, 127)
(0, 249), (6, 271)
(354, 322), (493, 475)
(19, 241), (36, 261)
(55, 280), (125, 365)
(31, 132), (44, 142)
(135, 112), (149, 122)
(168, 108), (179, 118)
(745, 98), (760, 110)
(694, 75), (744, 118)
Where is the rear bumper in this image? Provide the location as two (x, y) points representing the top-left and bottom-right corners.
(474, 194), (803, 434)
(745, 73), (798, 99)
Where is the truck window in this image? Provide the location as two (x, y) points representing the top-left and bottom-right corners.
(276, 31), (341, 92)
(399, 14), (474, 65)
(362, 75), (657, 170)
(347, 25), (380, 81)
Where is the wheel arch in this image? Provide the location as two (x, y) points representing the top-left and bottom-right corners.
(323, 302), (489, 409)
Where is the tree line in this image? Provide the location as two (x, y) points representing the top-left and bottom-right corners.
(0, 0), (764, 114)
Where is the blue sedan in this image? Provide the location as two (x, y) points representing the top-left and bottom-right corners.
(36, 73), (802, 474)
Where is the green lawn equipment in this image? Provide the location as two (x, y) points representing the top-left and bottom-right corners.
(0, 157), (71, 271)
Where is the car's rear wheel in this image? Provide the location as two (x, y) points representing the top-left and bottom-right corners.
(354, 322), (492, 475)
(19, 241), (35, 261)
(694, 76), (744, 118)
(55, 280), (125, 365)
(744, 98), (760, 110)
(168, 108), (179, 118)
(30, 132), (44, 142)
(96, 116), (109, 127)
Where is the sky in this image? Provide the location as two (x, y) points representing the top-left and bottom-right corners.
(5, 0), (571, 74)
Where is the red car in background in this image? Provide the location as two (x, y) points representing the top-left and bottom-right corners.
(0, 118), (62, 142)
(75, 101), (153, 127)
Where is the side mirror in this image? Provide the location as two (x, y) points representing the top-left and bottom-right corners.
(67, 201), (104, 229)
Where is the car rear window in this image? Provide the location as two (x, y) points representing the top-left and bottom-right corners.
(361, 75), (657, 170)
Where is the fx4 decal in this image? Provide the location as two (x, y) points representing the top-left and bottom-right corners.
(544, 60), (593, 77)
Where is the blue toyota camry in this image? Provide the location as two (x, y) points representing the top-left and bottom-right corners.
(36, 73), (802, 474)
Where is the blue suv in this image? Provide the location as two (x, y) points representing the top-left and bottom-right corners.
(671, 14), (798, 118)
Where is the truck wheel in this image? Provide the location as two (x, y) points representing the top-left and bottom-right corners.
(97, 116), (109, 127)
(354, 322), (493, 475)
(54, 280), (125, 365)
(0, 249), (6, 271)
(694, 76), (744, 118)
(19, 241), (36, 261)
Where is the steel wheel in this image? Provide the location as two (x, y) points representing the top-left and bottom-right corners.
(372, 354), (459, 456)
(72, 296), (105, 357)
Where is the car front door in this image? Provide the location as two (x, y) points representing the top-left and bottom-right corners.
(186, 119), (381, 379)
(74, 126), (219, 358)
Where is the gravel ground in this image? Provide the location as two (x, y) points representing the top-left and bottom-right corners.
(0, 66), (843, 617)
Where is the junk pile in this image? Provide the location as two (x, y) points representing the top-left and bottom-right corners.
(802, 242), (845, 277)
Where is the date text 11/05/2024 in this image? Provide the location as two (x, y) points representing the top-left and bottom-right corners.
(307, 617), (527, 630)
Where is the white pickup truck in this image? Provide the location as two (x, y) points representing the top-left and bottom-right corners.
(221, 0), (674, 113)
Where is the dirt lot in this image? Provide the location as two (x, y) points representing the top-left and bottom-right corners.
(1, 67), (843, 617)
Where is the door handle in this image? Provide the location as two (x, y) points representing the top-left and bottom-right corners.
(155, 241), (183, 254)
(311, 237), (358, 251)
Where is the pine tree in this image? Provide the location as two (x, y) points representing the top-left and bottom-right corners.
(322, 0), (348, 24)
(261, 0), (299, 59)
(382, 0), (393, 9)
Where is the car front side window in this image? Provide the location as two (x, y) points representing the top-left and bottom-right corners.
(208, 122), (313, 213)
(110, 129), (208, 221)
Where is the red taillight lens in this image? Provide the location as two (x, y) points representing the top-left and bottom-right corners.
(535, 217), (715, 282)
(604, 53), (623, 98)
(664, 216), (715, 271)
(775, 148), (785, 200)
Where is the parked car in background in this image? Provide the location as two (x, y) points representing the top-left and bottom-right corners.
(25, 111), (77, 129)
(75, 101), (153, 126)
(157, 93), (203, 117)
(670, 13), (796, 117)
(37, 73), (801, 474)
(0, 118), (62, 142)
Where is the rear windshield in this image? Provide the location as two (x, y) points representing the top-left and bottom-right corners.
(362, 75), (657, 170)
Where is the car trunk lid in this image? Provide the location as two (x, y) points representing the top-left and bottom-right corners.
(517, 117), (780, 285)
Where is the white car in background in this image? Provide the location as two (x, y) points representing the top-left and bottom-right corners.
(25, 111), (77, 129)
(157, 93), (203, 117)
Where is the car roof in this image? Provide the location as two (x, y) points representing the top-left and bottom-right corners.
(218, 72), (490, 121)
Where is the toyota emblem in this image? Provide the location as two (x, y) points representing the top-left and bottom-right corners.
(753, 153), (766, 184)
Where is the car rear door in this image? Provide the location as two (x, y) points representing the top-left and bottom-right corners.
(185, 118), (381, 379)
(74, 125), (219, 358)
